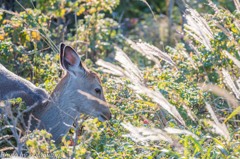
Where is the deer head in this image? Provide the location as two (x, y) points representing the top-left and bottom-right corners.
(56, 43), (111, 121)
(36, 43), (111, 142)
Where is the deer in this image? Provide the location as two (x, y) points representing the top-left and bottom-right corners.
(0, 43), (111, 143)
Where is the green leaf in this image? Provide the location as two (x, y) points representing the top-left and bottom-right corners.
(188, 136), (202, 154)
(224, 106), (240, 123)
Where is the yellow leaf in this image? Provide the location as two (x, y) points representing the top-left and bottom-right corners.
(2, 20), (9, 24)
(93, 117), (99, 123)
(135, 100), (157, 107)
(77, 7), (85, 16)
(231, 27), (239, 34)
(89, 8), (97, 14)
(31, 31), (41, 41)
(60, 9), (66, 18)
(80, 148), (87, 154)
(0, 34), (4, 40)
(224, 106), (240, 123)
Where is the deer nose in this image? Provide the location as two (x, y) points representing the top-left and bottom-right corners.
(103, 107), (111, 120)
(99, 111), (111, 121)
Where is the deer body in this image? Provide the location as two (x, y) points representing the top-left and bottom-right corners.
(0, 63), (49, 106)
(0, 43), (111, 143)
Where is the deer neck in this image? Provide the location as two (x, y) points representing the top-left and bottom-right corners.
(36, 73), (79, 143)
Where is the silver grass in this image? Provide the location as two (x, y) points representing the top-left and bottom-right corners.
(182, 104), (197, 121)
(115, 48), (185, 125)
(222, 68), (240, 99)
(207, 0), (220, 13)
(213, 21), (240, 50)
(234, 21), (240, 33)
(233, 0), (240, 11)
(114, 47), (143, 85)
(96, 59), (125, 77)
(236, 79), (240, 92)
(121, 123), (199, 152)
(214, 22), (233, 40)
(179, 49), (197, 69)
(121, 123), (173, 143)
(164, 127), (199, 140)
(205, 102), (230, 141)
(223, 50), (240, 69)
(183, 8), (213, 50)
(126, 38), (175, 66)
(209, 0), (240, 48)
(130, 85), (186, 126)
(126, 39), (160, 65)
(199, 83), (239, 109)
(97, 47), (186, 126)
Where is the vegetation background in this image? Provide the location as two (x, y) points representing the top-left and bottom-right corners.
(0, 0), (240, 158)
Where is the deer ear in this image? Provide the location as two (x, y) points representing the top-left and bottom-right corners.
(60, 43), (66, 69)
(61, 45), (82, 72)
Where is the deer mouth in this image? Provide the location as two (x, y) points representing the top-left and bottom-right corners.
(98, 114), (111, 121)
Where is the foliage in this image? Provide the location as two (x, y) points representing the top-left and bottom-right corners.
(0, 0), (240, 158)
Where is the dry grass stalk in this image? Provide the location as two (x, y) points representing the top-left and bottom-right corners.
(182, 104), (197, 121)
(234, 21), (240, 34)
(233, 0), (240, 11)
(1, 102), (27, 155)
(222, 68), (240, 99)
(114, 47), (143, 85)
(126, 39), (175, 66)
(208, 1), (240, 50)
(213, 21), (240, 50)
(199, 83), (239, 109)
(179, 49), (197, 69)
(121, 123), (173, 143)
(126, 39), (160, 66)
(164, 127), (199, 140)
(96, 59), (125, 77)
(205, 102), (230, 141)
(223, 50), (240, 69)
(207, 0), (220, 14)
(1, 99), (53, 155)
(121, 123), (201, 153)
(214, 23), (233, 39)
(130, 85), (186, 126)
(183, 8), (213, 50)
(236, 79), (240, 92)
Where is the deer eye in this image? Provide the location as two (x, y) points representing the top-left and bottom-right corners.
(95, 88), (101, 94)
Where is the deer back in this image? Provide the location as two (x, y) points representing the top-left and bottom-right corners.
(0, 64), (49, 106)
